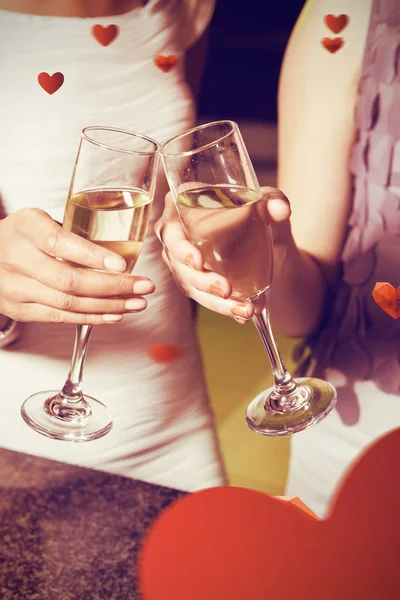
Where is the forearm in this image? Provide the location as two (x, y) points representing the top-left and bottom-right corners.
(267, 0), (372, 338)
(268, 233), (327, 339)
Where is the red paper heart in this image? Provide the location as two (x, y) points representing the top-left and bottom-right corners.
(140, 428), (400, 599)
(147, 344), (184, 364)
(324, 14), (349, 34)
(372, 282), (400, 319)
(321, 37), (344, 54)
(37, 72), (64, 95)
(153, 55), (178, 73)
(92, 24), (119, 46)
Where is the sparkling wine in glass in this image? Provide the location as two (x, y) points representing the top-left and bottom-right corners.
(162, 121), (336, 436)
(21, 127), (160, 442)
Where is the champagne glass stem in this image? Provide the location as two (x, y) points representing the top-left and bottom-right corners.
(251, 310), (293, 387)
(61, 325), (92, 400)
(251, 305), (309, 412)
(45, 325), (93, 422)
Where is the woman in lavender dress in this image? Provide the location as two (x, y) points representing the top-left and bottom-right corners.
(159, 0), (400, 516)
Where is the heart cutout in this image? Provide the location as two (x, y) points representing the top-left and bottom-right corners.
(139, 428), (400, 599)
(321, 37), (344, 54)
(153, 55), (178, 73)
(147, 344), (184, 364)
(37, 72), (64, 94)
(92, 24), (119, 46)
(372, 282), (400, 319)
(324, 14), (349, 34)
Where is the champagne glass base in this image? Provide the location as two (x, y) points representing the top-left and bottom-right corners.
(21, 390), (113, 442)
(246, 377), (337, 437)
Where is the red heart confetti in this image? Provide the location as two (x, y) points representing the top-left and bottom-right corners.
(324, 14), (349, 34)
(37, 72), (64, 95)
(321, 37), (345, 54)
(139, 428), (400, 599)
(284, 496), (320, 520)
(153, 55), (178, 73)
(147, 344), (184, 364)
(372, 282), (400, 319)
(92, 24), (119, 46)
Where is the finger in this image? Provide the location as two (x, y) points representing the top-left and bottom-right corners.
(5, 247), (155, 298)
(182, 283), (254, 323)
(260, 186), (290, 206)
(0, 272), (148, 314)
(260, 187), (291, 223)
(161, 220), (204, 270)
(5, 301), (128, 325)
(167, 258), (232, 299)
(15, 209), (127, 272)
(155, 192), (205, 268)
(154, 191), (178, 241)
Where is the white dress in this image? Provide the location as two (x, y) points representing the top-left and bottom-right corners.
(0, 1), (226, 492)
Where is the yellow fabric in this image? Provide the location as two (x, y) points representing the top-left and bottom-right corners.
(197, 306), (292, 496)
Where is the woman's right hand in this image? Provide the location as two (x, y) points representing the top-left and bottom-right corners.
(0, 208), (155, 325)
(155, 187), (292, 324)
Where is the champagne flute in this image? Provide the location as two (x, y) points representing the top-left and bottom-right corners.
(21, 127), (160, 442)
(162, 120), (336, 436)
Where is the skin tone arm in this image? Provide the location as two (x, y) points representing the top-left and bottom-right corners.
(0, 0), (143, 17)
(262, 0), (373, 337)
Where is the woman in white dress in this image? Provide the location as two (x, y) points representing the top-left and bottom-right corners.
(0, 0), (245, 491)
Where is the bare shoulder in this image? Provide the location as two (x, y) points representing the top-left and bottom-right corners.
(282, 0), (374, 90)
(277, 0), (374, 279)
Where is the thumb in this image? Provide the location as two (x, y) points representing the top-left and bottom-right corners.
(261, 186), (291, 223)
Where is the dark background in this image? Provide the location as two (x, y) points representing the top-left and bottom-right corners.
(198, 0), (306, 122)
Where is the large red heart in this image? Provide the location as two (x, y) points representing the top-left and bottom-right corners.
(324, 14), (349, 34)
(153, 55), (178, 73)
(37, 72), (64, 95)
(92, 24), (119, 46)
(139, 428), (400, 599)
(321, 37), (344, 54)
(372, 282), (400, 319)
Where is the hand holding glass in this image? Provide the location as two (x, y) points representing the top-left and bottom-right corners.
(21, 127), (160, 442)
(162, 121), (336, 436)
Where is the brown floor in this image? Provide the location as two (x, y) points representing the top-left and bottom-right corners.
(196, 306), (298, 496)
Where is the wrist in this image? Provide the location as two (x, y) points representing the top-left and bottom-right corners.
(269, 231), (327, 338)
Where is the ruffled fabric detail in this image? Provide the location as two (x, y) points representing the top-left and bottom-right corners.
(293, 6), (400, 404)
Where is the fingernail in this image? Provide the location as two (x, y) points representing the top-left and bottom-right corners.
(125, 298), (148, 310)
(263, 190), (290, 205)
(233, 316), (248, 325)
(269, 199), (291, 214)
(103, 314), (124, 322)
(209, 282), (226, 298)
(133, 280), (155, 295)
(184, 254), (197, 269)
(231, 304), (249, 319)
(104, 256), (126, 272)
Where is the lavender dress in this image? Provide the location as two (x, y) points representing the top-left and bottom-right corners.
(286, 0), (400, 516)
